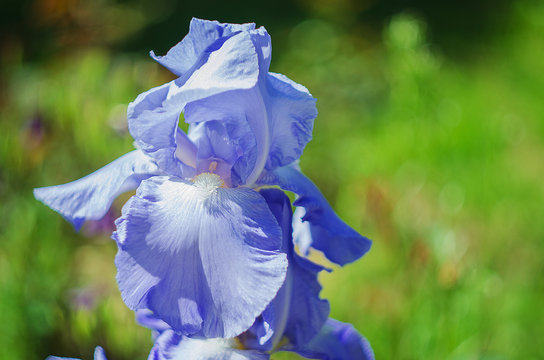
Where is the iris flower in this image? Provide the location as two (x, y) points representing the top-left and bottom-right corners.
(147, 318), (374, 360)
(34, 18), (371, 339)
(142, 189), (374, 360)
(45, 190), (374, 360)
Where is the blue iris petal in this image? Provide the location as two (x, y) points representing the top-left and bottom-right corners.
(151, 18), (256, 78)
(263, 73), (316, 171)
(188, 121), (242, 183)
(148, 330), (270, 360)
(46, 346), (107, 360)
(183, 90), (265, 186)
(243, 189), (329, 351)
(129, 30), (260, 178)
(183, 72), (316, 187)
(34, 150), (160, 230)
(128, 82), (194, 178)
(288, 318), (375, 360)
(258, 165), (372, 266)
(133, 20), (316, 188)
(114, 176), (287, 338)
(164, 30), (260, 101)
(137, 309), (171, 341)
(281, 247), (330, 346)
(93, 347), (107, 360)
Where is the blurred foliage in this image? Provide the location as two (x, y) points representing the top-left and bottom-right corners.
(1, 0), (518, 62)
(1, 0), (543, 359)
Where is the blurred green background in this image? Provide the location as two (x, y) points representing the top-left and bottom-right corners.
(1, 0), (543, 359)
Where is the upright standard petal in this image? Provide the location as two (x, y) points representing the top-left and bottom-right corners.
(134, 21), (315, 187)
(242, 189), (329, 351)
(129, 31), (260, 177)
(183, 71), (317, 187)
(178, 26), (316, 186)
(114, 175), (287, 338)
(258, 165), (372, 266)
(287, 319), (375, 360)
(148, 330), (269, 360)
(151, 18), (256, 77)
(263, 73), (316, 171)
(34, 150), (160, 230)
(127, 82), (196, 178)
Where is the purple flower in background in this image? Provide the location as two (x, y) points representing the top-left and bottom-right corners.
(22, 113), (46, 150)
(82, 207), (117, 237)
(34, 18), (371, 339)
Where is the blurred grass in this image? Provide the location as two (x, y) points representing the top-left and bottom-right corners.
(1, 2), (543, 359)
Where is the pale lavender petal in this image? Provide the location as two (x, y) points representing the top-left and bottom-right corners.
(164, 30), (259, 103)
(184, 91), (260, 186)
(114, 175), (287, 338)
(151, 18), (256, 77)
(183, 71), (316, 187)
(127, 82), (195, 177)
(263, 73), (316, 170)
(137, 21), (314, 187)
(178, 28), (272, 186)
(129, 31), (260, 178)
(248, 27), (272, 80)
(188, 121), (242, 184)
(148, 330), (269, 360)
(34, 150), (160, 230)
